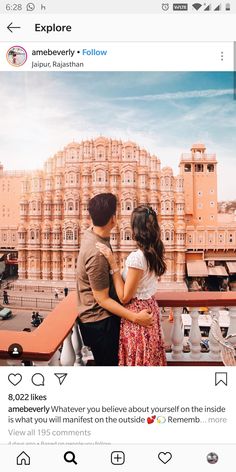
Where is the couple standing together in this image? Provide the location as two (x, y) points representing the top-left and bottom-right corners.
(77, 193), (167, 366)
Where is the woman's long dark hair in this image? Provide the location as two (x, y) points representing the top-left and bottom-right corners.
(131, 205), (166, 277)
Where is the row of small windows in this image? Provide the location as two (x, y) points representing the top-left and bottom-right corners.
(19, 229), (78, 242)
(197, 202), (215, 209)
(21, 201), (80, 213)
(21, 200), (184, 216)
(184, 164), (215, 173)
(188, 233), (234, 244)
(111, 230), (182, 242)
(197, 215), (215, 221)
(22, 173), (183, 191)
(1, 184), (11, 191)
(197, 190), (214, 196)
(1, 233), (16, 242)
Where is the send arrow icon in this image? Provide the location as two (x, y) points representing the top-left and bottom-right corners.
(54, 373), (68, 385)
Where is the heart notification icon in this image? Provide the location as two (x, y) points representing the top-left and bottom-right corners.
(158, 452), (172, 464)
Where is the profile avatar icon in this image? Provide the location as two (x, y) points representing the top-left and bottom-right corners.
(207, 452), (219, 464)
(6, 46), (27, 67)
(8, 343), (23, 358)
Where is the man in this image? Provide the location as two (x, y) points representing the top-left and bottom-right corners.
(77, 193), (153, 366)
(3, 290), (9, 305)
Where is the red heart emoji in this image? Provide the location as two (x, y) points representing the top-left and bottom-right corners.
(147, 417), (154, 424)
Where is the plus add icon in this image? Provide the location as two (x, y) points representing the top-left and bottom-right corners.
(111, 451), (125, 465)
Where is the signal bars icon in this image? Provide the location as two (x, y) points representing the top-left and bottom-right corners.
(192, 3), (229, 11)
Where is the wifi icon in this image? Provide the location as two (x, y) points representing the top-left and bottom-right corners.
(192, 3), (202, 9)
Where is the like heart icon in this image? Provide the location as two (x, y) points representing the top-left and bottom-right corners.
(8, 373), (22, 386)
(158, 452), (172, 464)
(147, 416), (155, 424)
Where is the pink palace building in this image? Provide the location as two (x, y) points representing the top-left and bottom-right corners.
(1, 138), (236, 287)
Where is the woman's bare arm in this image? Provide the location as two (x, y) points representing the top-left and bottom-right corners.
(112, 267), (143, 304)
(95, 242), (143, 304)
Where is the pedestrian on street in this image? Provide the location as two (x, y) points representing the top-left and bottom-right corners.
(3, 290), (9, 304)
(183, 307), (189, 314)
(64, 287), (69, 297)
(54, 288), (59, 299)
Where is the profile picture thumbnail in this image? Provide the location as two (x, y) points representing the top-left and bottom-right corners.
(6, 46), (27, 67)
(206, 452), (219, 464)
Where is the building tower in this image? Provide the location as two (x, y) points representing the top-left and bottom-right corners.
(179, 144), (218, 227)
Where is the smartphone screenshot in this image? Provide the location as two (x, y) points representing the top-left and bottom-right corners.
(0, 0), (235, 470)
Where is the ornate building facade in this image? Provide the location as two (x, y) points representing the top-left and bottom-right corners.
(1, 138), (234, 285)
(17, 137), (186, 282)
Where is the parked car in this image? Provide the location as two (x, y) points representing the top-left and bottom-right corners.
(198, 307), (209, 314)
(0, 307), (12, 320)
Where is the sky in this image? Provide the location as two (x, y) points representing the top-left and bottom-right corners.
(0, 71), (235, 200)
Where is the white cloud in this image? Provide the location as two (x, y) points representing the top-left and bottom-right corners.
(112, 89), (233, 101)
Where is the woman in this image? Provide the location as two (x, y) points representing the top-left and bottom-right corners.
(96, 205), (167, 366)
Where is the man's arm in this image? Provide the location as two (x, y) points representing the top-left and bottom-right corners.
(92, 287), (153, 327)
(85, 252), (153, 326)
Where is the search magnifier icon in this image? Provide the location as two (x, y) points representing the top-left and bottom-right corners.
(64, 451), (77, 465)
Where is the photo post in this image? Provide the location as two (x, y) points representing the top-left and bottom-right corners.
(0, 3), (235, 470)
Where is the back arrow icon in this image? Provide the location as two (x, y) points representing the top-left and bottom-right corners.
(7, 22), (21, 33)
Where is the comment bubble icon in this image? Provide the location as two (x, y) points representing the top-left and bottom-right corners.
(31, 373), (45, 387)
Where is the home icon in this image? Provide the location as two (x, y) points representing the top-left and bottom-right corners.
(16, 451), (30, 466)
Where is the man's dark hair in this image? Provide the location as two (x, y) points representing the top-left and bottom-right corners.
(88, 193), (117, 227)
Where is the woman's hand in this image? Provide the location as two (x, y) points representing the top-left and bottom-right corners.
(96, 242), (116, 267)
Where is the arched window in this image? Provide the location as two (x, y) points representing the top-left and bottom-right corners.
(124, 230), (132, 241)
(66, 229), (73, 241)
(69, 172), (75, 184)
(125, 201), (132, 211)
(96, 146), (104, 160)
(68, 200), (74, 211)
(165, 231), (170, 241)
(125, 171), (133, 183)
(96, 170), (105, 183)
(165, 201), (170, 212)
(207, 164), (214, 172)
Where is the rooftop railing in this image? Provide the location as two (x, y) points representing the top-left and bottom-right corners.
(0, 291), (236, 366)
(180, 153), (217, 161)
